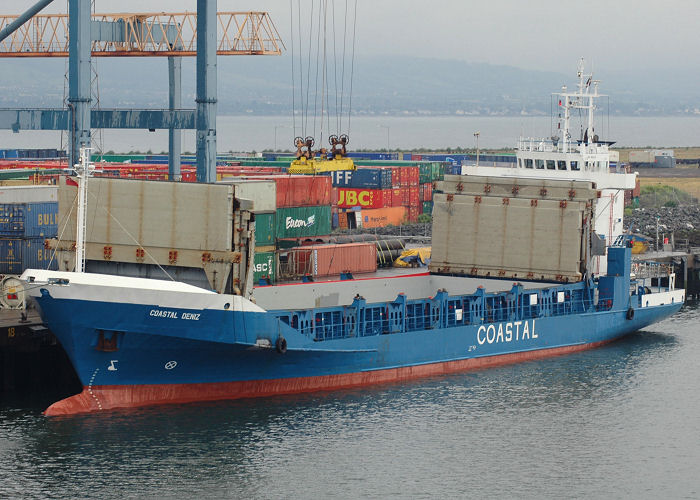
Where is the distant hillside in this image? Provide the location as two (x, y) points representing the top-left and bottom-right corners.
(1, 56), (699, 116)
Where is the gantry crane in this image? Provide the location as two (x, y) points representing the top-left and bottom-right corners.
(0, 1), (283, 181)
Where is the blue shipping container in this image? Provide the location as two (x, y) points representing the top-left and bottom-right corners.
(348, 168), (392, 189)
(0, 202), (58, 238)
(0, 237), (58, 274)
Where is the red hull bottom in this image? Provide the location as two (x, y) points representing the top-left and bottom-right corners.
(45, 340), (613, 416)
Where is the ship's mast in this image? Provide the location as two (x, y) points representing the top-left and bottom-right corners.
(556, 58), (602, 150)
(74, 146), (93, 273)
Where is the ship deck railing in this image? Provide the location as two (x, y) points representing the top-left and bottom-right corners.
(272, 282), (599, 342)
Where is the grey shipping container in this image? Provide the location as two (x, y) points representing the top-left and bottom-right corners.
(0, 237), (58, 274)
(0, 186), (58, 204)
(0, 202), (58, 238)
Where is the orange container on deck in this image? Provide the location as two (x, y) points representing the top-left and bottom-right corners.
(290, 242), (377, 277)
(361, 206), (407, 228)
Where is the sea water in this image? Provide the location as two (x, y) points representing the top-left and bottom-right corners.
(0, 302), (698, 499)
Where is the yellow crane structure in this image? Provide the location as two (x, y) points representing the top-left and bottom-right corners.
(0, 11), (283, 57)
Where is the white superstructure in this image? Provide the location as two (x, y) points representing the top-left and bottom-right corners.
(462, 59), (636, 275)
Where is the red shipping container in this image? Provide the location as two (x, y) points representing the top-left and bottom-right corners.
(392, 188), (402, 207)
(409, 166), (419, 186)
(400, 187), (410, 206)
(331, 187), (339, 205)
(382, 189), (392, 208)
(409, 186), (420, 205)
(337, 188), (385, 209)
(408, 206), (419, 222)
(399, 167), (410, 183)
(420, 182), (433, 201)
(290, 242), (377, 277)
(391, 167), (401, 188)
(249, 175), (331, 208)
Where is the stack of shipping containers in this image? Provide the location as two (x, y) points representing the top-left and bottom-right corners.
(0, 186), (59, 275)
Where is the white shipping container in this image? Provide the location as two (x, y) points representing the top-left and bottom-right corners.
(218, 179), (277, 212)
(0, 186), (58, 203)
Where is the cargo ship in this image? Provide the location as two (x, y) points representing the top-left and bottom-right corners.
(19, 148), (685, 415)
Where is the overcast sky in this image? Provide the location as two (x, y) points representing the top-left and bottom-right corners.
(12, 0), (700, 73)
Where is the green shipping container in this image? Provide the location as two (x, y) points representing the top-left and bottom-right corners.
(419, 163), (432, 184)
(430, 162), (445, 181)
(422, 201), (433, 215)
(275, 205), (331, 239)
(253, 251), (276, 284)
(255, 212), (275, 246)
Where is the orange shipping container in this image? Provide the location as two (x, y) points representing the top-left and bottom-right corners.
(361, 206), (407, 228)
(290, 242), (377, 277)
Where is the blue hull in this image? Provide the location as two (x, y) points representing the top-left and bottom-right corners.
(35, 292), (681, 412)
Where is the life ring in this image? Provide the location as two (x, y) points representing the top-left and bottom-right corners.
(626, 308), (635, 320)
(276, 336), (287, 354)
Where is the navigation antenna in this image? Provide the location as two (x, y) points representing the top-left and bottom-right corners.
(74, 147), (94, 273)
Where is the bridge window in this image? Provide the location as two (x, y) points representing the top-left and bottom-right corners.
(546, 160), (555, 170)
(535, 159), (545, 169)
(525, 159), (533, 168)
(557, 160), (567, 170)
(570, 160), (579, 171)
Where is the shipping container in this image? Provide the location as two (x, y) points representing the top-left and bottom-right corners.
(249, 175), (331, 208)
(254, 212), (275, 246)
(391, 167), (401, 188)
(275, 205), (331, 239)
(392, 188), (403, 207)
(409, 187), (420, 206)
(253, 251), (276, 285)
(337, 188), (388, 209)
(218, 179), (277, 213)
(0, 186), (58, 204)
(422, 201), (433, 215)
(361, 206), (407, 228)
(0, 237), (57, 274)
(0, 202), (58, 238)
(400, 187), (410, 206)
(349, 167), (392, 189)
(420, 182), (433, 201)
(285, 242), (377, 277)
(419, 164), (432, 184)
(408, 206), (420, 222)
